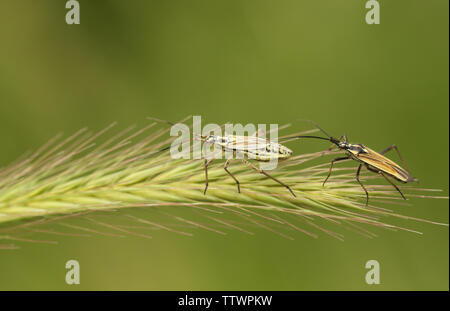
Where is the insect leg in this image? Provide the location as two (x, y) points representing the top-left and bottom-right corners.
(356, 164), (369, 206)
(224, 159), (240, 193)
(323, 156), (349, 186)
(380, 171), (406, 200)
(243, 160), (296, 197)
(379, 144), (410, 173)
(203, 158), (215, 195)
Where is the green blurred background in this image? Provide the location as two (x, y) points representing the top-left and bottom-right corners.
(0, 0), (448, 290)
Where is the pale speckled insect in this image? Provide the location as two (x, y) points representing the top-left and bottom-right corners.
(199, 134), (296, 197)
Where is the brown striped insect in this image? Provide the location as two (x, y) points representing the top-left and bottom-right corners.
(287, 122), (417, 206)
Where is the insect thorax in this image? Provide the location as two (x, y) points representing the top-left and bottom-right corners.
(344, 144), (368, 160)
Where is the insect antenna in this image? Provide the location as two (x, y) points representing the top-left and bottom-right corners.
(298, 119), (332, 138)
(147, 116), (176, 126)
(280, 135), (331, 143)
(280, 120), (340, 145)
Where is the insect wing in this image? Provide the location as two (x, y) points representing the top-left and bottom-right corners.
(225, 136), (269, 151)
(357, 147), (413, 182)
